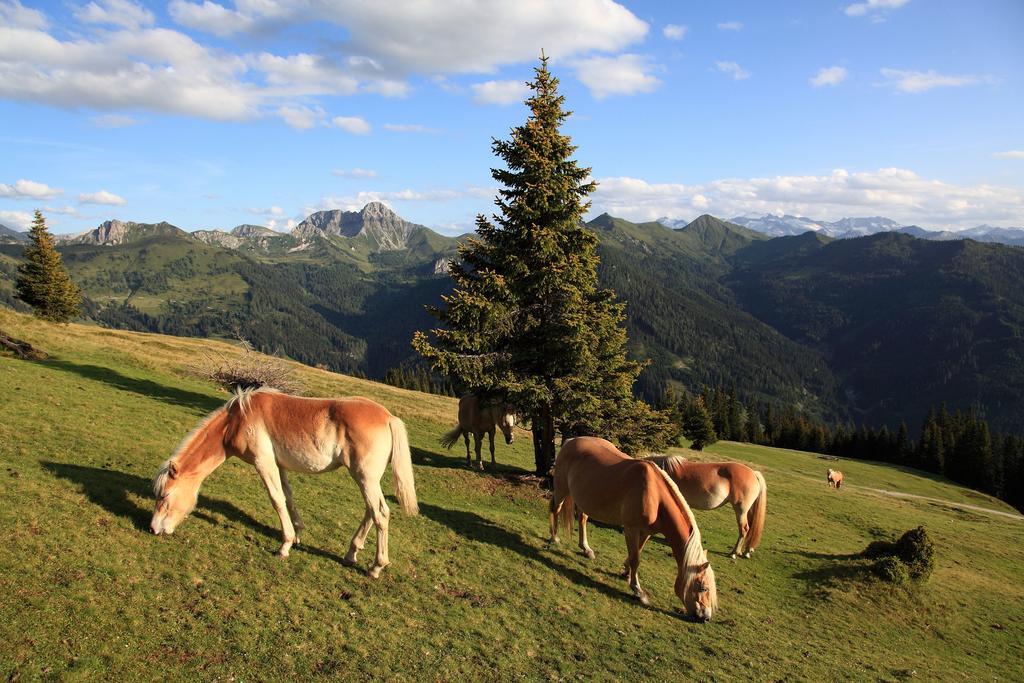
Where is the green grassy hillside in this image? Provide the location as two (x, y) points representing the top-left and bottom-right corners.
(1, 309), (1021, 680)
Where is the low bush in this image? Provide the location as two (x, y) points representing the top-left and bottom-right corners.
(862, 526), (935, 583)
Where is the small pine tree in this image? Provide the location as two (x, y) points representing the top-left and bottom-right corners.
(683, 396), (718, 451)
(15, 210), (82, 323)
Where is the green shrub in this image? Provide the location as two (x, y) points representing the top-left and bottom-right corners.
(896, 526), (935, 580)
(863, 539), (898, 558)
(874, 556), (910, 584)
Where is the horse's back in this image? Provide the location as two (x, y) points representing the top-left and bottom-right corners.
(557, 437), (661, 526)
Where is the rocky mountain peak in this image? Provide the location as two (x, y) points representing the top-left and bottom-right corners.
(292, 202), (421, 251)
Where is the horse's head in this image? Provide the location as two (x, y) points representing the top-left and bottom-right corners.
(676, 551), (718, 622)
(150, 459), (198, 535)
(499, 409), (516, 445)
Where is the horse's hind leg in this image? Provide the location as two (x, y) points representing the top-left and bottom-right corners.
(488, 428), (496, 467)
(578, 513), (595, 559)
(474, 432), (484, 470)
(343, 508), (373, 567)
(624, 527), (651, 605)
(731, 501), (752, 559)
(463, 432), (471, 467)
(279, 469), (304, 545)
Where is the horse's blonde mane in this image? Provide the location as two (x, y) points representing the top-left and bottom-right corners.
(225, 385), (280, 417)
(651, 464), (718, 613)
(152, 397), (238, 497)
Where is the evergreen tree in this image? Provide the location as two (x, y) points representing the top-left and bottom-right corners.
(413, 56), (659, 474)
(15, 210), (82, 323)
(683, 396), (717, 451)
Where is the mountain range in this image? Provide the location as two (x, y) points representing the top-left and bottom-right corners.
(3, 203), (1024, 433)
(657, 213), (1024, 246)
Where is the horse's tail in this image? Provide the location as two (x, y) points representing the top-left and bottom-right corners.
(389, 417), (419, 516)
(553, 493), (574, 539)
(745, 471), (767, 553)
(439, 424), (462, 450)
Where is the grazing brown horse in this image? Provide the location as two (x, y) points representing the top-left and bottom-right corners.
(827, 468), (844, 489)
(151, 388), (418, 578)
(648, 455), (767, 559)
(549, 437), (718, 621)
(439, 394), (516, 470)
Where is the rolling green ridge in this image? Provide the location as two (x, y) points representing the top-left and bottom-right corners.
(3, 209), (1024, 431)
(1, 309), (1021, 681)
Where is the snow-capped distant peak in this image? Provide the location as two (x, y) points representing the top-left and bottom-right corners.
(728, 214), (826, 236)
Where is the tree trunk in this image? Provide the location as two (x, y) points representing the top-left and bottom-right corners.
(532, 403), (557, 477)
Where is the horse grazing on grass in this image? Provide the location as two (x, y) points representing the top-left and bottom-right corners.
(439, 394), (516, 470)
(647, 455), (767, 559)
(549, 437), (718, 621)
(827, 468), (844, 489)
(151, 388), (418, 578)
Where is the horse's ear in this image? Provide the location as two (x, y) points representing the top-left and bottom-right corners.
(699, 561), (710, 572)
(168, 461), (179, 479)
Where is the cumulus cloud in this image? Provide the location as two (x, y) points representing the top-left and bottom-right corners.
(811, 66), (848, 87)
(715, 61), (750, 81)
(662, 24), (687, 40)
(248, 205), (285, 216)
(471, 80), (529, 106)
(0, 179), (63, 199)
(0, 210), (33, 230)
(254, 52), (360, 97)
(332, 168), (378, 178)
(591, 168), (1024, 229)
(79, 189), (126, 205)
(845, 0), (909, 19)
(74, 0), (155, 30)
(0, 0), (47, 29)
(717, 21), (743, 31)
(993, 150), (1024, 160)
(167, 0), (648, 75)
(330, 116), (371, 134)
(277, 105), (324, 130)
(574, 54), (661, 99)
(879, 68), (990, 93)
(310, 185), (494, 213)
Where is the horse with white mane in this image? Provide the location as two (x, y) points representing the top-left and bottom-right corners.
(151, 388), (418, 578)
(549, 437), (718, 621)
(439, 393), (516, 470)
(647, 455), (767, 559)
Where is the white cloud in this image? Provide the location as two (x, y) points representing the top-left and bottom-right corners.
(471, 80), (529, 106)
(717, 21), (743, 31)
(574, 54), (661, 99)
(0, 210), (33, 230)
(332, 168), (378, 178)
(254, 52), (359, 97)
(715, 61), (750, 81)
(167, 0), (648, 74)
(845, 0), (909, 19)
(79, 189), (126, 205)
(330, 116), (371, 135)
(311, 185), (494, 213)
(0, 0), (46, 29)
(879, 68), (989, 93)
(277, 105), (324, 130)
(44, 205), (84, 217)
(75, 0), (155, 30)
(811, 66), (848, 87)
(383, 123), (440, 134)
(248, 205), (284, 216)
(0, 179), (63, 199)
(90, 113), (137, 127)
(993, 150), (1024, 160)
(591, 168), (1024, 229)
(662, 24), (687, 40)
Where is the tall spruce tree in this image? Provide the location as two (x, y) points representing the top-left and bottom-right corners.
(413, 56), (662, 474)
(15, 210), (82, 323)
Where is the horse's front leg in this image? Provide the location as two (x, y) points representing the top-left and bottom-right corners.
(488, 428), (496, 467)
(279, 469), (304, 545)
(624, 527), (651, 605)
(474, 431), (484, 470)
(254, 455), (297, 558)
(464, 432), (472, 467)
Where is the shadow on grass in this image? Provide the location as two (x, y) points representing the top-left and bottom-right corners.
(411, 445), (539, 482)
(418, 501), (691, 620)
(41, 461), (347, 565)
(43, 357), (221, 413)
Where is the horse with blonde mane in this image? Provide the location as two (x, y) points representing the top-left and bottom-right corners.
(827, 468), (844, 489)
(151, 388), (418, 578)
(439, 393), (516, 470)
(549, 437), (718, 621)
(647, 455), (767, 559)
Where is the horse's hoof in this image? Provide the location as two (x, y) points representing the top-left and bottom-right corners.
(729, 553), (737, 560)
(341, 555), (357, 567)
(367, 564), (388, 579)
(743, 551), (752, 559)
(636, 592), (650, 606)
(278, 549), (290, 558)
(582, 549), (595, 560)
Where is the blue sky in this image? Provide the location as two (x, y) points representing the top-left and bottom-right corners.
(1, 0), (1022, 235)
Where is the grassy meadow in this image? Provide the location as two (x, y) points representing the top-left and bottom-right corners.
(1, 308), (1022, 681)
